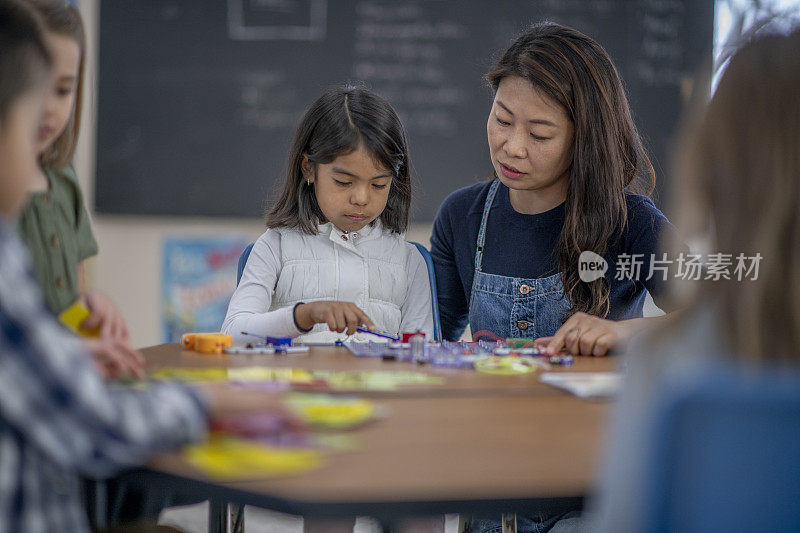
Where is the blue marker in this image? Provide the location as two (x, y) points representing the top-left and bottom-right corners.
(240, 331), (269, 344)
(356, 327), (399, 341)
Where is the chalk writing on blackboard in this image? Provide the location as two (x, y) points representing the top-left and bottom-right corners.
(228, 0), (327, 41)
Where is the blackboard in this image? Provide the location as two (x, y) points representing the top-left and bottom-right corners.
(95, 0), (713, 220)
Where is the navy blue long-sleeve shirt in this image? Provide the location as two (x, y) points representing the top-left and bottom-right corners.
(430, 180), (677, 341)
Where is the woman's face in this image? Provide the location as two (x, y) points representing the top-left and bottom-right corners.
(487, 76), (573, 208)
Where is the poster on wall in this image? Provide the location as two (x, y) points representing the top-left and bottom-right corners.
(161, 236), (250, 343)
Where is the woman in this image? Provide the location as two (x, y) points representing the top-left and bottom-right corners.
(431, 22), (677, 357)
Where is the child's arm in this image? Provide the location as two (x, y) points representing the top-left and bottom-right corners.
(223, 231), (377, 339)
(399, 243), (434, 337)
(0, 315), (285, 478)
(0, 234), (257, 478)
(222, 230), (308, 341)
(77, 260), (130, 340)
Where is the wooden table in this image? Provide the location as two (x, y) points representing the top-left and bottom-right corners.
(118, 344), (617, 531)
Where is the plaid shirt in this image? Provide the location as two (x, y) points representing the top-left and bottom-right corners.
(0, 221), (209, 533)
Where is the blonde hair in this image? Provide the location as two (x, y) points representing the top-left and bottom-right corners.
(30, 0), (85, 169)
(672, 29), (800, 362)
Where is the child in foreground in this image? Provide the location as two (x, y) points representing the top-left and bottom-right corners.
(0, 3), (285, 529)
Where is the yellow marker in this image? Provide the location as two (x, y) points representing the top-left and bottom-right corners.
(181, 333), (233, 354)
(58, 302), (100, 337)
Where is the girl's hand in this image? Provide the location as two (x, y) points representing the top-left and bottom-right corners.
(81, 291), (130, 341)
(538, 312), (641, 357)
(294, 301), (375, 335)
(84, 337), (145, 379)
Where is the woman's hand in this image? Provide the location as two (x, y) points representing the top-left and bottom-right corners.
(84, 337), (145, 379)
(535, 313), (645, 357)
(294, 301), (375, 335)
(81, 290), (130, 341)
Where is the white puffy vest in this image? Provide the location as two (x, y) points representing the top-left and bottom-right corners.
(271, 221), (408, 343)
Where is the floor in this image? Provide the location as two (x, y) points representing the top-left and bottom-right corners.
(158, 502), (460, 532)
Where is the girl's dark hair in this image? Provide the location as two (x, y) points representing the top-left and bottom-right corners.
(0, 0), (51, 120)
(28, 0), (86, 169)
(266, 85), (412, 234)
(486, 22), (655, 318)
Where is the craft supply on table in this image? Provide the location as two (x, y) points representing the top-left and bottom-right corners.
(181, 333), (233, 354)
(345, 340), (492, 368)
(221, 332), (310, 355)
(150, 365), (442, 391)
(224, 345), (276, 355)
(505, 337), (534, 349)
(286, 393), (380, 430)
(474, 356), (551, 375)
(344, 339), (564, 371)
(539, 372), (622, 399)
(409, 333), (426, 363)
(182, 436), (322, 480)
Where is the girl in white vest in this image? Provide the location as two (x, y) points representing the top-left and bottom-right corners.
(223, 86), (433, 344)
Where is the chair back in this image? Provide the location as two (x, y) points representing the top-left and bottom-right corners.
(409, 241), (442, 342)
(236, 242), (254, 286)
(645, 367), (800, 533)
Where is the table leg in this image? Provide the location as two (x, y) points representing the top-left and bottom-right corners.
(501, 513), (517, 533)
(230, 503), (245, 533)
(208, 498), (228, 533)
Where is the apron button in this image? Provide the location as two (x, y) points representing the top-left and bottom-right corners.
(519, 284), (530, 295)
(517, 320), (528, 330)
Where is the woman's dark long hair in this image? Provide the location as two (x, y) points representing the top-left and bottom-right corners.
(486, 22), (655, 318)
(266, 85), (412, 234)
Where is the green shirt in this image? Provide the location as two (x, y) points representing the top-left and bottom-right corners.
(17, 166), (98, 315)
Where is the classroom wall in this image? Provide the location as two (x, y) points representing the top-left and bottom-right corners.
(74, 1), (659, 348)
(72, 0), (432, 347)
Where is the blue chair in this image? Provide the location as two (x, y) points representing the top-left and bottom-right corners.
(645, 367), (800, 533)
(236, 242), (254, 286)
(409, 241), (442, 342)
(236, 241), (442, 341)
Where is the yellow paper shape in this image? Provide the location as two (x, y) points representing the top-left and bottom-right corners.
(288, 394), (376, 429)
(58, 302), (100, 337)
(151, 368), (229, 382)
(183, 436), (321, 479)
(227, 366), (314, 383)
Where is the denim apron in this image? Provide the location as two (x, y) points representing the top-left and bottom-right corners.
(468, 180), (580, 532)
(468, 179), (571, 340)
